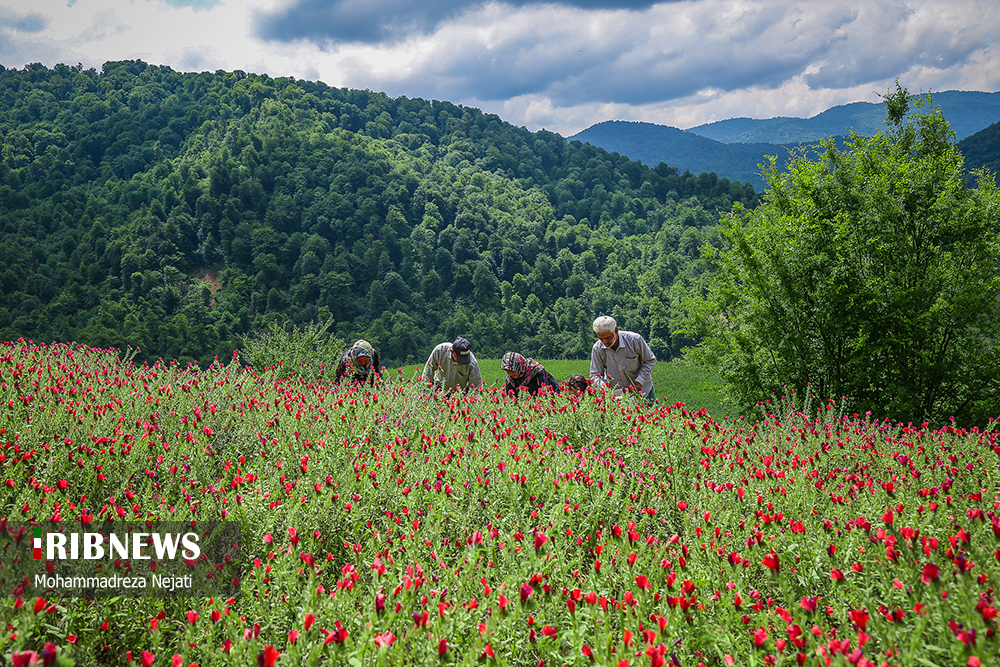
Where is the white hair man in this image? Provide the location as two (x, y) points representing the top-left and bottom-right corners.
(590, 316), (656, 401)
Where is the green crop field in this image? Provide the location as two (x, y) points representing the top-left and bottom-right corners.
(4, 340), (997, 667)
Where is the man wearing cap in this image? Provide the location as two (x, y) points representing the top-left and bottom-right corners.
(421, 337), (483, 392)
(590, 316), (656, 401)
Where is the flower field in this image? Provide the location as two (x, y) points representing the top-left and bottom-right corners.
(1, 341), (998, 667)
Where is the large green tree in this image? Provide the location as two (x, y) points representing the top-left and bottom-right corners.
(683, 85), (1000, 425)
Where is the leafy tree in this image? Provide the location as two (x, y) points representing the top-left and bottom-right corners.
(239, 316), (344, 380)
(683, 85), (1000, 425)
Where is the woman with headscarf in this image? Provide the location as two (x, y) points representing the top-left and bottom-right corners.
(335, 339), (380, 384)
(500, 352), (560, 397)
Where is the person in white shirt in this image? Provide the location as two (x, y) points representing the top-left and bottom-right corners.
(589, 316), (656, 401)
(421, 337), (483, 392)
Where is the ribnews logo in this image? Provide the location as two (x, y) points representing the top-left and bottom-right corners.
(2, 520), (241, 599)
(30, 526), (201, 561)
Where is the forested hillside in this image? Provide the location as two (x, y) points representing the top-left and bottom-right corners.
(0, 61), (757, 367)
(957, 120), (1000, 184)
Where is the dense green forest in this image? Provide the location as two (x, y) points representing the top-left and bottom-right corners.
(957, 120), (1000, 184)
(0, 61), (758, 367)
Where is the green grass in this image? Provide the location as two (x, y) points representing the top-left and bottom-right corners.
(474, 358), (731, 416)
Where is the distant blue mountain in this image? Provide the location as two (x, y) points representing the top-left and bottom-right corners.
(688, 91), (1000, 144)
(568, 121), (787, 190)
(569, 91), (1000, 190)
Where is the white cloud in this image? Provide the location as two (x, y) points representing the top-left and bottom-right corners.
(0, 0), (997, 135)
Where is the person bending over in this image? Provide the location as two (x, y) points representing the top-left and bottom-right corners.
(336, 339), (380, 384)
(501, 352), (560, 397)
(565, 374), (590, 397)
(421, 337), (483, 392)
(589, 316), (656, 401)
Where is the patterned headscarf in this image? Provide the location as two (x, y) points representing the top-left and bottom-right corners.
(501, 352), (544, 381)
(345, 340), (376, 377)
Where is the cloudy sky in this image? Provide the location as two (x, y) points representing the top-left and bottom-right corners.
(2, 0), (999, 135)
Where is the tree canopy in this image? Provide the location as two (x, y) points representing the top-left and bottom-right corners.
(683, 85), (1000, 425)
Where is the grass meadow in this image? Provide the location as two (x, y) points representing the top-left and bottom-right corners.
(471, 359), (729, 418)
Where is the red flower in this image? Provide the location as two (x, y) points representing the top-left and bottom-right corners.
(288, 630), (299, 644)
(520, 582), (534, 603)
(438, 638), (448, 656)
(582, 644), (594, 659)
(541, 625), (557, 638)
(762, 552), (780, 573)
(374, 631), (396, 648)
(142, 651), (156, 667)
(256, 645), (280, 667)
(753, 627), (768, 647)
(186, 610), (199, 624)
(921, 562), (940, 584)
(849, 608), (869, 630)
(635, 575), (651, 590)
(11, 652), (39, 667)
(329, 620), (349, 645)
(304, 613), (316, 630)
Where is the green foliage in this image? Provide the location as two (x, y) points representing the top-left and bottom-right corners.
(239, 317), (344, 380)
(0, 61), (758, 368)
(682, 88), (1000, 425)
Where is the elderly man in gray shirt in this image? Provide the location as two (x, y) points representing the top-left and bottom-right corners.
(589, 316), (656, 401)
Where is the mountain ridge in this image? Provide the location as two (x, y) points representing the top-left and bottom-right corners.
(571, 90), (1000, 188)
(686, 90), (1000, 143)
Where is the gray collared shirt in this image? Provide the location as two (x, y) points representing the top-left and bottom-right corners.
(589, 330), (656, 396)
(421, 342), (483, 390)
